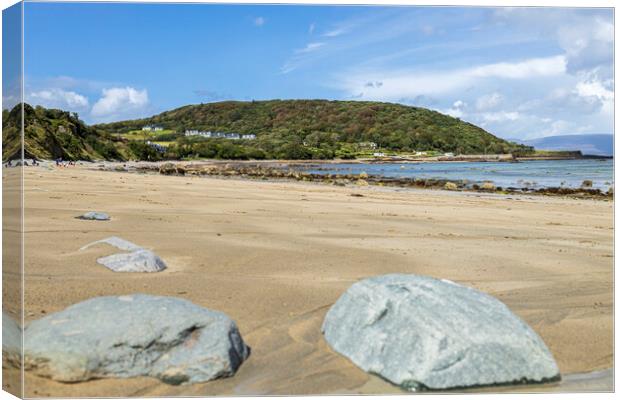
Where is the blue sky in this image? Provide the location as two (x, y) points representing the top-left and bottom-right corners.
(10, 3), (615, 139)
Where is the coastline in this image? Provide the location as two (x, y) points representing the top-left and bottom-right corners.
(86, 160), (614, 200)
(15, 163), (613, 396)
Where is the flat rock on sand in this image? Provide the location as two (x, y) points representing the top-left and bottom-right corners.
(77, 212), (110, 221)
(80, 237), (166, 272)
(24, 294), (250, 385)
(97, 249), (167, 272)
(322, 274), (560, 391)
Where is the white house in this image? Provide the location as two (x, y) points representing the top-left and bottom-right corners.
(185, 130), (255, 140)
(142, 125), (163, 132)
(359, 142), (377, 150)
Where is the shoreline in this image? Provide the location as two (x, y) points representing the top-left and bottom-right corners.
(86, 160), (614, 200)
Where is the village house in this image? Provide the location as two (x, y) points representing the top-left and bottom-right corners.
(146, 141), (167, 153)
(358, 142), (377, 150)
(142, 125), (163, 132)
(184, 130), (256, 140)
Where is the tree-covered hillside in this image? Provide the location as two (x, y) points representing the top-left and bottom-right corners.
(96, 100), (531, 156)
(2, 103), (131, 161)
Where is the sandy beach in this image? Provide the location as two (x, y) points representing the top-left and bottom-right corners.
(8, 163), (613, 396)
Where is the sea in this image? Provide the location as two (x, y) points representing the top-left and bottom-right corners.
(294, 159), (614, 190)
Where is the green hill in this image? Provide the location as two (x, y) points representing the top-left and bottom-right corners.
(2, 103), (130, 161)
(96, 99), (531, 156)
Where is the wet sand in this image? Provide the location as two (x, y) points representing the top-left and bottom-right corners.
(11, 163), (613, 396)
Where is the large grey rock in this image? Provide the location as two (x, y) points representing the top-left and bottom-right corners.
(77, 212), (110, 221)
(24, 294), (250, 384)
(97, 249), (167, 272)
(322, 274), (560, 391)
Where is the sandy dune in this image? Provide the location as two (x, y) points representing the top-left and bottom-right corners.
(7, 164), (613, 396)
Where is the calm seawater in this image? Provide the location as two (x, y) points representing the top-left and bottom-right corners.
(297, 159), (614, 190)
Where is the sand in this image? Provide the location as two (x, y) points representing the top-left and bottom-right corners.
(6, 163), (613, 396)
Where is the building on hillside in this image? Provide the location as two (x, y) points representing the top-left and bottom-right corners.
(142, 125), (163, 131)
(358, 141), (377, 150)
(184, 130), (256, 140)
(146, 141), (167, 153)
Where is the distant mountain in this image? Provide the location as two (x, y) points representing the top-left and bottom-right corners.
(510, 134), (613, 156)
(2, 103), (131, 161)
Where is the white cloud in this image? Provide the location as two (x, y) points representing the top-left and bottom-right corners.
(557, 17), (612, 76)
(575, 75), (614, 116)
(323, 28), (347, 38)
(470, 56), (566, 79)
(476, 92), (503, 111)
(28, 88), (89, 110)
(480, 111), (520, 123)
(493, 9), (613, 78)
(91, 87), (149, 120)
(541, 120), (575, 136)
(254, 17), (265, 27)
(308, 23), (315, 35)
(295, 42), (325, 54)
(443, 100), (467, 118)
(338, 55), (566, 102)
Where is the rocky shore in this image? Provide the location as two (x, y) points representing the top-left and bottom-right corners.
(101, 161), (613, 200)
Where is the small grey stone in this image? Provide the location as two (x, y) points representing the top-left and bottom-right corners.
(24, 294), (250, 384)
(322, 274), (560, 391)
(77, 212), (110, 221)
(97, 249), (167, 272)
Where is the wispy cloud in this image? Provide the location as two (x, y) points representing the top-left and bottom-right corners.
(281, 42), (329, 74)
(308, 23), (315, 35)
(322, 27), (347, 38)
(295, 42), (325, 54)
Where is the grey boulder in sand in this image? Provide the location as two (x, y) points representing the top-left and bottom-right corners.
(322, 274), (560, 391)
(24, 294), (250, 384)
(77, 212), (110, 221)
